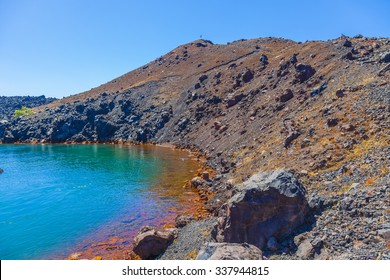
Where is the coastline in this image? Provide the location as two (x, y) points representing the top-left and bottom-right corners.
(0, 142), (213, 260)
(44, 142), (213, 260)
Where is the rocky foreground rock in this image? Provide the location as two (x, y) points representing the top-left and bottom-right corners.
(216, 170), (310, 249)
(132, 226), (177, 259)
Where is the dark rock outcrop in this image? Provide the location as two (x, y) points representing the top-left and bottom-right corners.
(196, 242), (263, 260)
(133, 226), (177, 259)
(226, 92), (245, 107)
(241, 68), (254, 83)
(379, 52), (390, 63)
(216, 170), (310, 249)
(343, 39), (352, 47)
(0, 95), (57, 121)
(260, 54), (268, 64)
(294, 63), (315, 83)
(279, 88), (294, 102)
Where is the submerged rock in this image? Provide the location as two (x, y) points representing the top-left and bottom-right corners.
(216, 170), (310, 249)
(196, 242), (263, 260)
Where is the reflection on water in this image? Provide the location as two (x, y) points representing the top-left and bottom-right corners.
(0, 144), (206, 260)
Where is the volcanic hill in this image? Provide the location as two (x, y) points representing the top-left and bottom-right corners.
(0, 36), (389, 259)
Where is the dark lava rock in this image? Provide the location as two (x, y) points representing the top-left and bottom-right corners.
(379, 52), (390, 63)
(342, 52), (355, 60)
(216, 170), (310, 249)
(310, 83), (327, 97)
(241, 68), (254, 83)
(177, 118), (189, 131)
(327, 117), (339, 127)
(260, 54), (268, 65)
(335, 89), (345, 98)
(175, 214), (195, 228)
(0, 95), (57, 120)
(195, 42), (207, 47)
(289, 54), (298, 64)
(133, 226), (177, 259)
(199, 74), (208, 83)
(343, 39), (352, 47)
(279, 89), (294, 102)
(294, 63), (315, 83)
(196, 242), (262, 260)
(226, 93), (244, 107)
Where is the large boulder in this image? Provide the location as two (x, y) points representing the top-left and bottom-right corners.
(216, 170), (310, 249)
(133, 226), (177, 259)
(294, 63), (315, 83)
(225, 93), (245, 108)
(379, 52), (390, 63)
(196, 242), (262, 260)
(279, 88), (294, 103)
(241, 68), (254, 83)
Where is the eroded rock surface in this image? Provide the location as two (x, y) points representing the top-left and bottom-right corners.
(133, 226), (177, 259)
(216, 170), (310, 249)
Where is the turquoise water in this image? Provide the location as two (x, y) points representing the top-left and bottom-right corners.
(0, 144), (199, 259)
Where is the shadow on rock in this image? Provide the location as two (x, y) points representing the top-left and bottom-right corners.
(214, 170), (316, 256)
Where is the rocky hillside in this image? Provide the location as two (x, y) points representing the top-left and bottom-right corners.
(0, 95), (57, 121)
(1, 36), (389, 260)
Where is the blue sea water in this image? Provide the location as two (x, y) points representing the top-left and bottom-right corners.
(0, 144), (199, 259)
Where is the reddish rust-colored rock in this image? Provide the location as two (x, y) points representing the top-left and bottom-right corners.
(133, 226), (177, 259)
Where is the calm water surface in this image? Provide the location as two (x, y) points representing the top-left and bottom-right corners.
(0, 144), (201, 259)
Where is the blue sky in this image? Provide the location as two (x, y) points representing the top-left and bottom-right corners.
(0, 0), (389, 98)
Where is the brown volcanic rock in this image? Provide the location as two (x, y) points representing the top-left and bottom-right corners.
(133, 226), (177, 259)
(216, 170), (310, 249)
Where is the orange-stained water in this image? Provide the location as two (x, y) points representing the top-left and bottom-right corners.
(60, 144), (208, 260)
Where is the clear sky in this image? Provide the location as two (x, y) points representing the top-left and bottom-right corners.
(0, 0), (389, 98)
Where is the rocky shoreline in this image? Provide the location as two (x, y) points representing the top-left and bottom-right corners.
(0, 36), (389, 259)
